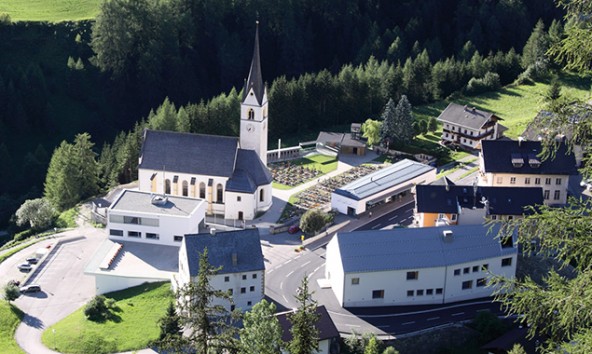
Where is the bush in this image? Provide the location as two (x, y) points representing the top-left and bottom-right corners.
(13, 229), (35, 242)
(4, 284), (20, 302)
(54, 207), (78, 228)
(299, 209), (331, 235)
(465, 72), (501, 95)
(469, 311), (509, 343)
(84, 295), (110, 321)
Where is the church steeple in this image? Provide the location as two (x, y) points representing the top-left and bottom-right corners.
(243, 21), (265, 105)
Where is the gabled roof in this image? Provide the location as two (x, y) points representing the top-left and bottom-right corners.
(317, 131), (365, 148)
(277, 305), (339, 342)
(183, 229), (264, 276)
(243, 22), (265, 105)
(333, 159), (435, 201)
(334, 224), (516, 273)
(415, 185), (543, 215)
(437, 103), (500, 130)
(139, 130), (238, 177)
(481, 140), (577, 175)
(226, 149), (273, 193)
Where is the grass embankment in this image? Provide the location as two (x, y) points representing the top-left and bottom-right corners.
(42, 282), (172, 354)
(272, 154), (338, 190)
(0, 302), (25, 354)
(0, 1), (101, 22)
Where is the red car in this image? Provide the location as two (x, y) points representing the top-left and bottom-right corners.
(288, 225), (300, 234)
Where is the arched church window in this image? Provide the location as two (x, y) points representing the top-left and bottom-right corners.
(217, 184), (223, 203)
(199, 182), (206, 199)
(182, 181), (188, 196)
(165, 179), (171, 194)
(248, 109), (254, 120)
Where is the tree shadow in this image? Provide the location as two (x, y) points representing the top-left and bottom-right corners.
(22, 314), (44, 329)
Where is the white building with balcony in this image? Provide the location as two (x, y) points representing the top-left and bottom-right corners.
(437, 103), (507, 149)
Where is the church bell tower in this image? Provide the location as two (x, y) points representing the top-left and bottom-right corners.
(240, 21), (268, 165)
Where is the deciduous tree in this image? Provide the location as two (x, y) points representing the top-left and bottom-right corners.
(361, 119), (382, 146)
(15, 198), (55, 231)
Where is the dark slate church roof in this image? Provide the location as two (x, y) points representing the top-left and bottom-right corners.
(140, 130), (238, 177)
(481, 140), (577, 175)
(437, 103), (500, 130)
(243, 22), (265, 105)
(139, 130), (272, 193)
(226, 149), (273, 193)
(183, 229), (264, 276)
(415, 184), (543, 215)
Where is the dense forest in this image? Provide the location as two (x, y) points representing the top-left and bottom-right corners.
(0, 0), (566, 228)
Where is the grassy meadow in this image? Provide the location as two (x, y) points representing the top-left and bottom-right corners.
(414, 73), (592, 138)
(0, 302), (25, 354)
(41, 282), (172, 354)
(0, 0), (101, 22)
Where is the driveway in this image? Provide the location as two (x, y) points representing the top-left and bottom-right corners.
(10, 226), (106, 354)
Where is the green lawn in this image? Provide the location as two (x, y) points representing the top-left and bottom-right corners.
(0, 0), (101, 22)
(0, 302), (25, 354)
(414, 73), (592, 139)
(42, 282), (172, 354)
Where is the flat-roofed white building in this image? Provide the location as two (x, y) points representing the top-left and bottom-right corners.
(331, 159), (436, 216)
(325, 224), (517, 307)
(107, 190), (206, 246)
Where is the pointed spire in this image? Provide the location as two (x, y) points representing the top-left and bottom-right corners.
(243, 21), (265, 105)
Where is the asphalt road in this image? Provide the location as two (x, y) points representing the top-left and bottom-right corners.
(354, 201), (415, 231)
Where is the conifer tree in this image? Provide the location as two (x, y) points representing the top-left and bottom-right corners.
(392, 95), (415, 143)
(287, 277), (320, 354)
(379, 98), (396, 144)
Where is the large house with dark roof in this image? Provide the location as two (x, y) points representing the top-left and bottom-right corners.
(414, 183), (543, 227)
(479, 140), (577, 205)
(177, 229), (265, 311)
(325, 224), (517, 307)
(137, 24), (272, 221)
(437, 103), (507, 149)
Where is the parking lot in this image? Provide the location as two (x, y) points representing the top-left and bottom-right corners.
(2, 226), (107, 354)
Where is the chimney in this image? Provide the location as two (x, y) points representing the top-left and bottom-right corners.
(518, 136), (524, 147)
(210, 228), (216, 235)
(442, 230), (453, 238)
(472, 107), (476, 112)
(231, 252), (238, 266)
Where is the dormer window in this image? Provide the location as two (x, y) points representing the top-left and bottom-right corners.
(511, 153), (524, 168)
(528, 153), (540, 168)
(248, 109), (254, 120)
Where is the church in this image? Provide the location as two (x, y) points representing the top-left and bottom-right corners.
(137, 23), (273, 221)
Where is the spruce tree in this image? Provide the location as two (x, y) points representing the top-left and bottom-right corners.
(287, 277), (320, 354)
(379, 98), (396, 144)
(392, 95), (415, 143)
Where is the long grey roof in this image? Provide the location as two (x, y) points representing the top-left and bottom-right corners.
(415, 185), (543, 215)
(243, 22), (265, 105)
(437, 103), (500, 130)
(183, 229), (264, 276)
(110, 190), (203, 217)
(481, 140), (577, 175)
(226, 149), (273, 193)
(333, 159), (435, 201)
(139, 130), (238, 177)
(316, 131), (366, 148)
(334, 224), (516, 273)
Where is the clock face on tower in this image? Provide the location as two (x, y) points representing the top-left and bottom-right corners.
(246, 123), (254, 132)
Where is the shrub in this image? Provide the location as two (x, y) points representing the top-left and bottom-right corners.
(465, 72), (501, 95)
(13, 229), (35, 242)
(4, 284), (20, 302)
(84, 295), (110, 321)
(469, 311), (509, 343)
(54, 207), (78, 228)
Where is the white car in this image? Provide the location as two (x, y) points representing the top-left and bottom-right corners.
(17, 263), (33, 272)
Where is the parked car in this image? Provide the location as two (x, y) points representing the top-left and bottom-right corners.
(20, 284), (41, 293)
(17, 263), (32, 272)
(26, 257), (39, 264)
(288, 225), (300, 234)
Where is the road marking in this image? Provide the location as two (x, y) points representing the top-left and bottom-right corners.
(267, 268), (274, 274)
(402, 321), (415, 325)
(286, 271), (294, 277)
(452, 312), (465, 316)
(389, 215), (398, 221)
(282, 294), (289, 303)
(301, 261), (311, 268)
(371, 224), (382, 229)
(427, 317), (440, 321)
(284, 259), (292, 265)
